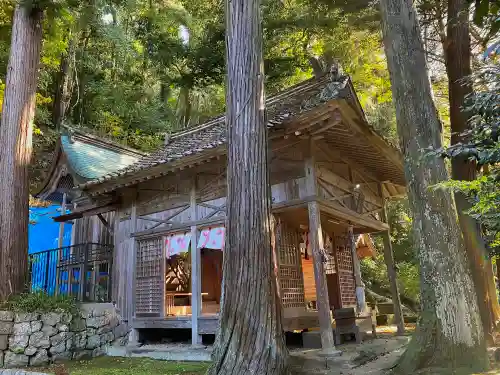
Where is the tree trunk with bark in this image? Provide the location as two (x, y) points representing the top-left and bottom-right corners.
(207, 0), (288, 374)
(379, 0), (488, 372)
(444, 0), (500, 342)
(0, 5), (43, 300)
(53, 39), (75, 129)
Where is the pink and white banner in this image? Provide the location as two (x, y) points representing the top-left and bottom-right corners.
(165, 232), (191, 258)
(197, 226), (225, 250)
(164, 226), (225, 258)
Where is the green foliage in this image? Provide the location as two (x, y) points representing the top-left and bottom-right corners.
(430, 65), (500, 253)
(386, 199), (416, 264)
(361, 255), (420, 309)
(467, 0), (500, 29)
(0, 0), (402, 188)
(361, 199), (420, 309)
(1, 290), (77, 313)
(434, 175), (500, 252)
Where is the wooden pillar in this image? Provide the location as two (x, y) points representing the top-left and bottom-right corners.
(378, 185), (405, 335)
(128, 201), (140, 347)
(348, 226), (366, 314)
(55, 193), (67, 296)
(111, 209), (120, 306)
(305, 144), (336, 350)
(58, 193), (67, 248)
(190, 178), (202, 345)
(70, 203), (77, 246)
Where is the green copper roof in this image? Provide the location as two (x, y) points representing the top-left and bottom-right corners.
(61, 135), (141, 180)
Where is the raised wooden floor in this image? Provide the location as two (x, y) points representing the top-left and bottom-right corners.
(133, 310), (320, 334)
(132, 315), (218, 334)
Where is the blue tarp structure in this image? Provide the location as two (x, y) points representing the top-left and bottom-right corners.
(29, 206), (72, 294)
(29, 205), (71, 254)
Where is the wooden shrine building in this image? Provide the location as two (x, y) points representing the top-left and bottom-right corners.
(55, 73), (406, 349)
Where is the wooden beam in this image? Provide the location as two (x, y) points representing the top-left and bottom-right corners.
(317, 179), (350, 209)
(54, 202), (120, 222)
(319, 199), (389, 232)
(190, 178), (201, 345)
(378, 184), (405, 335)
(138, 204), (190, 230)
(133, 194), (311, 239)
(132, 216), (226, 239)
(97, 213), (114, 236)
(304, 142), (336, 351)
(316, 166), (383, 207)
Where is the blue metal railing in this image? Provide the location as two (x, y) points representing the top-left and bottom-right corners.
(28, 243), (113, 302)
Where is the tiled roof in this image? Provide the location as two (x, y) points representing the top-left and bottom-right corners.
(62, 130), (144, 180)
(80, 73), (351, 189)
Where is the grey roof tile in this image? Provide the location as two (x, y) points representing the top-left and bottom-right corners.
(80, 74), (351, 189)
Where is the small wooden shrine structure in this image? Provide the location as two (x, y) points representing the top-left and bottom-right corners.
(33, 128), (144, 300)
(56, 73), (406, 349)
(35, 127), (144, 246)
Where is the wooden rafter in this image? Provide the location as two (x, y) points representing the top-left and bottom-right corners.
(316, 142), (380, 183)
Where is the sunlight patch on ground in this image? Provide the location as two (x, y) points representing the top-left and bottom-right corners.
(374, 323), (416, 334)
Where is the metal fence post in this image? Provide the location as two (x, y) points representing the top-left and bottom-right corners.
(44, 253), (50, 293)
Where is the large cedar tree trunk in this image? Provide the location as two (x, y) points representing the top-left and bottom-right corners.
(0, 5), (43, 300)
(444, 0), (500, 341)
(207, 0), (288, 374)
(379, 0), (488, 372)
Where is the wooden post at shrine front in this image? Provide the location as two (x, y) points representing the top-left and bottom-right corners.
(190, 177), (202, 345)
(55, 192), (67, 296)
(305, 139), (337, 352)
(128, 199), (140, 347)
(348, 226), (366, 313)
(378, 184), (405, 335)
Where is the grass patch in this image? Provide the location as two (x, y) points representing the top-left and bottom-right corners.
(0, 291), (77, 313)
(34, 357), (210, 375)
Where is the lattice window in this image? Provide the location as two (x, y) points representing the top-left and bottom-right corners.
(324, 235), (337, 275)
(276, 221), (306, 308)
(335, 236), (356, 307)
(135, 237), (164, 317)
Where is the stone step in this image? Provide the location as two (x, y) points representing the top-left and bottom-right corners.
(107, 343), (212, 362)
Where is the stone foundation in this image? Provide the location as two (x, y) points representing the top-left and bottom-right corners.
(0, 303), (128, 368)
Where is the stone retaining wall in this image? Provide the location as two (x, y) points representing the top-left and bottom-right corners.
(0, 304), (128, 368)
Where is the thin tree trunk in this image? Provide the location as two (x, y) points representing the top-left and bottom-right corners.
(379, 0), (488, 372)
(444, 0), (500, 342)
(53, 39), (75, 129)
(176, 87), (191, 129)
(207, 0), (288, 374)
(0, 5), (43, 300)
